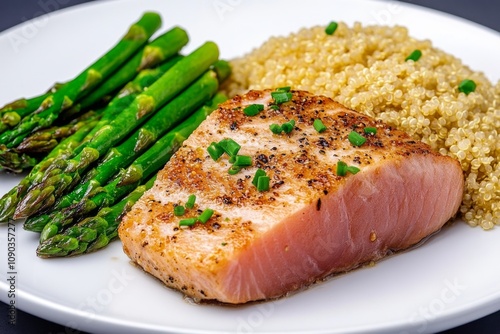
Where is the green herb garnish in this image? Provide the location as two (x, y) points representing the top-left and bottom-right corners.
(348, 131), (366, 146)
(228, 165), (242, 175)
(276, 86), (291, 92)
(336, 160), (347, 176)
(218, 138), (241, 157)
(198, 209), (214, 224)
(179, 218), (197, 227)
(364, 127), (377, 135)
(252, 168), (267, 187)
(281, 119), (295, 134)
(233, 155), (253, 167)
(186, 194), (196, 209)
(270, 119), (295, 135)
(325, 21), (338, 35)
(243, 104), (264, 116)
(270, 123), (283, 134)
(458, 79), (476, 95)
(207, 142), (224, 161)
(257, 176), (270, 192)
(271, 91), (292, 104)
(174, 205), (185, 216)
(313, 119), (327, 133)
(346, 166), (361, 174)
(405, 49), (422, 62)
(337, 160), (361, 176)
(252, 169), (270, 192)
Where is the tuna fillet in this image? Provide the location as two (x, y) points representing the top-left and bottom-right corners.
(118, 89), (464, 304)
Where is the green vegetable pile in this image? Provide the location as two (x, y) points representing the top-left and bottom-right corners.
(0, 12), (230, 258)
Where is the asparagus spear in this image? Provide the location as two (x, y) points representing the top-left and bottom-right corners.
(37, 93), (228, 255)
(0, 116), (95, 172)
(25, 69), (220, 232)
(0, 110), (101, 172)
(16, 109), (102, 154)
(0, 12), (162, 148)
(0, 57), (183, 222)
(14, 41), (219, 219)
(36, 176), (157, 257)
(70, 56), (184, 157)
(1, 94), (49, 115)
(63, 26), (189, 119)
(0, 147), (38, 173)
(23, 56), (184, 157)
(0, 118), (100, 222)
(0, 95), (48, 134)
(1, 55), (183, 173)
(1, 25), (185, 131)
(0, 82), (65, 133)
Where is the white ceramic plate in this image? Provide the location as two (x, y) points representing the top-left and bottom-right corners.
(1, 1), (499, 333)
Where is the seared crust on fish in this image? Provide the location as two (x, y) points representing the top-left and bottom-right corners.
(118, 89), (464, 304)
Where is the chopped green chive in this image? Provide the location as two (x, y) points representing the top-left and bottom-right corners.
(228, 165), (242, 175)
(346, 166), (361, 174)
(252, 168), (267, 187)
(276, 86), (291, 92)
(281, 119), (295, 134)
(218, 138), (241, 157)
(313, 119), (327, 133)
(405, 49), (422, 62)
(270, 104), (280, 111)
(207, 142), (224, 161)
(337, 160), (361, 176)
(186, 194), (196, 209)
(270, 123), (283, 134)
(198, 209), (214, 224)
(252, 169), (270, 192)
(325, 21), (338, 35)
(233, 155), (253, 167)
(179, 218), (197, 227)
(271, 91), (292, 104)
(336, 160), (348, 176)
(458, 79), (476, 95)
(364, 127), (377, 135)
(243, 104), (264, 116)
(257, 176), (270, 192)
(174, 205), (185, 216)
(348, 131), (367, 146)
(270, 119), (295, 135)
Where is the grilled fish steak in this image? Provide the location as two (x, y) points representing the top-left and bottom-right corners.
(119, 89), (464, 304)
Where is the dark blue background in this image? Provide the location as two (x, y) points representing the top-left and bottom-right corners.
(1, 1), (500, 333)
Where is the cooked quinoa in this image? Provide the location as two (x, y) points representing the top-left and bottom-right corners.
(222, 22), (500, 230)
